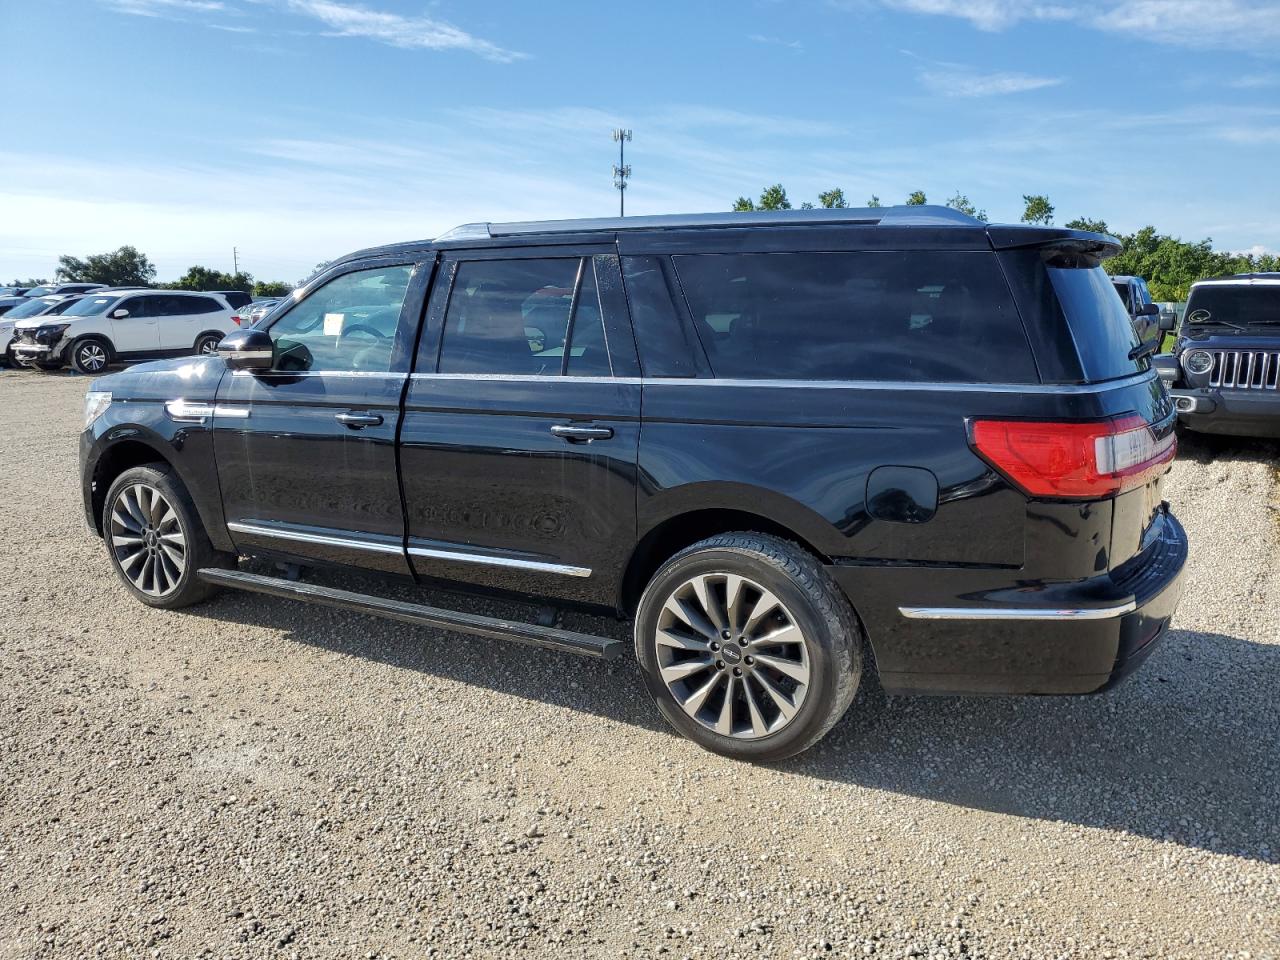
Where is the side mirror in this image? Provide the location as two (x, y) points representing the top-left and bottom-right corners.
(216, 328), (273, 371)
(1158, 311), (1177, 332)
(1135, 303), (1159, 318)
(111, 308), (130, 319)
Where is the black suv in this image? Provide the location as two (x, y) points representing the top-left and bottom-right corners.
(1157, 274), (1280, 437)
(79, 207), (1187, 761)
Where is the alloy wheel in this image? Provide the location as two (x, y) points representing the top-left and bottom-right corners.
(654, 573), (811, 739)
(109, 484), (188, 597)
(198, 338), (220, 355)
(78, 343), (108, 372)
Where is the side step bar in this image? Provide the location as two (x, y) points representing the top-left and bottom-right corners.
(197, 568), (624, 660)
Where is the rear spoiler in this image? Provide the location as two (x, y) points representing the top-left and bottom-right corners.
(986, 226), (1122, 267)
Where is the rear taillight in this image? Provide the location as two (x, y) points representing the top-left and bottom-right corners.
(231, 315), (242, 326)
(969, 415), (1175, 500)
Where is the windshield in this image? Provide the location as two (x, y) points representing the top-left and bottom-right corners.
(0, 287), (23, 296)
(59, 294), (121, 318)
(4, 297), (61, 319)
(1185, 284), (1280, 326)
(24, 286), (56, 297)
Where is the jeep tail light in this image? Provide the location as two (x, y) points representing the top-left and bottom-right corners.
(969, 415), (1176, 499)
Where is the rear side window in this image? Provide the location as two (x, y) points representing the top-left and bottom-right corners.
(1048, 265), (1143, 381)
(672, 251), (1036, 383)
(437, 257), (612, 376)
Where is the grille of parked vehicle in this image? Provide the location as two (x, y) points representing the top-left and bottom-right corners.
(1208, 350), (1280, 389)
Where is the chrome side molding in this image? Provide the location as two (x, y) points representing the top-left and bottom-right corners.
(899, 601), (1138, 621)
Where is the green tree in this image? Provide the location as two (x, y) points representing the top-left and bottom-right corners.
(8, 277), (49, 287)
(758, 184), (792, 210)
(1021, 194), (1055, 225)
(866, 195), (882, 208)
(818, 188), (848, 209)
(732, 196), (755, 212)
(1065, 216), (1110, 234)
(252, 280), (293, 298)
(945, 192), (988, 222)
(905, 190), (927, 206)
(168, 265), (255, 293)
(1104, 226), (1280, 301)
(56, 246), (156, 286)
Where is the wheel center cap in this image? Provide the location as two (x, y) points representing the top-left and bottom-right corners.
(721, 645), (742, 665)
(145, 531), (158, 548)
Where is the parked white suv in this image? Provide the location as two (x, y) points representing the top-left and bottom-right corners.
(10, 290), (238, 373)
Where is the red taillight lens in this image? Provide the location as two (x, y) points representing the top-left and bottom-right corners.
(970, 415), (1176, 499)
(231, 315), (242, 326)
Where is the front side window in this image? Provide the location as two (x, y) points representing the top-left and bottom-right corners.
(437, 257), (611, 376)
(267, 264), (412, 373)
(673, 251), (1037, 383)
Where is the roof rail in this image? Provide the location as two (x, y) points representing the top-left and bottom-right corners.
(435, 205), (982, 243)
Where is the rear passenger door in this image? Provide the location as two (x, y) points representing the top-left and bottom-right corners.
(156, 294), (223, 350)
(399, 248), (641, 606)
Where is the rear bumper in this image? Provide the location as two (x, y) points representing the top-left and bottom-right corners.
(1171, 387), (1280, 437)
(829, 507), (1188, 696)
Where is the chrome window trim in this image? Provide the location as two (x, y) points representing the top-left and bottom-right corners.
(408, 544), (591, 578)
(227, 522), (403, 555)
(406, 371), (1156, 395)
(899, 601), (1138, 621)
(232, 370), (407, 379)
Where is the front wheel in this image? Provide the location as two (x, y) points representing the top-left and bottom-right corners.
(195, 333), (222, 356)
(102, 464), (235, 609)
(70, 338), (111, 374)
(634, 533), (863, 762)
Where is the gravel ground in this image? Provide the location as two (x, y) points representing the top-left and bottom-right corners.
(1, 367), (1277, 960)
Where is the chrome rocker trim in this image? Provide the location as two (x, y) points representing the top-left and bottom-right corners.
(899, 601), (1139, 621)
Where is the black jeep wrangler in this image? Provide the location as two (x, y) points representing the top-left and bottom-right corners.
(79, 206), (1188, 761)
(1157, 274), (1280, 438)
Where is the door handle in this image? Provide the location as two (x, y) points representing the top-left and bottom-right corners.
(550, 424), (613, 442)
(335, 412), (384, 429)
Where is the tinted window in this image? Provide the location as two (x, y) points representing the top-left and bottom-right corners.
(1112, 280), (1133, 312)
(620, 255), (701, 378)
(221, 291), (252, 309)
(1048, 265), (1143, 380)
(4, 297), (61, 319)
(673, 252), (1036, 383)
(437, 258), (611, 376)
(1185, 285), (1280, 327)
(267, 265), (411, 372)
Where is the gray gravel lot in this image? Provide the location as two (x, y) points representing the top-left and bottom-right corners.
(1, 367), (1277, 960)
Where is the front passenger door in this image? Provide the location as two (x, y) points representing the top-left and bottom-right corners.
(110, 294), (162, 355)
(214, 260), (428, 574)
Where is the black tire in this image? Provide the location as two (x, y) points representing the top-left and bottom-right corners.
(70, 337), (112, 374)
(634, 532), (863, 762)
(102, 463), (235, 610)
(194, 332), (223, 357)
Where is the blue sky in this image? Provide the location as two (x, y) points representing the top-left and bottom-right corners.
(2, 0), (1279, 283)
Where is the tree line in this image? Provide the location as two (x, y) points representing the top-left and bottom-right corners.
(731, 185), (1279, 301)
(10, 246), (294, 299)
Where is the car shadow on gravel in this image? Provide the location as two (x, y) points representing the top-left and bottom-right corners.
(800, 629), (1279, 865)
(1176, 430), (1280, 466)
(189, 579), (1277, 864)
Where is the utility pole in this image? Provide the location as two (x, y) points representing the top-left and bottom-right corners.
(232, 247), (239, 275)
(611, 128), (632, 217)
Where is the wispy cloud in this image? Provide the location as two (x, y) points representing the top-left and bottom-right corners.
(283, 0), (526, 62)
(1229, 72), (1280, 89)
(105, 0), (227, 15)
(918, 65), (1063, 97)
(749, 34), (805, 51)
(864, 0), (1280, 51)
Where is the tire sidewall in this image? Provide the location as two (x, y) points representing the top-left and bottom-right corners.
(103, 465), (210, 609)
(195, 334), (221, 356)
(634, 542), (858, 762)
(71, 337), (111, 375)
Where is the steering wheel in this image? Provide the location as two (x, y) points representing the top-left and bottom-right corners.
(337, 323), (391, 342)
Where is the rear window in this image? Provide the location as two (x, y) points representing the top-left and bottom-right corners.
(672, 251), (1036, 383)
(1185, 284), (1280, 328)
(1048, 266), (1144, 381)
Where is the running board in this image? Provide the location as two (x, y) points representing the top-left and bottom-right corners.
(196, 568), (624, 660)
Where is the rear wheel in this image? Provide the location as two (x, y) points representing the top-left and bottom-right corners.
(70, 338), (111, 374)
(634, 533), (862, 762)
(102, 464), (235, 609)
(195, 333), (222, 356)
